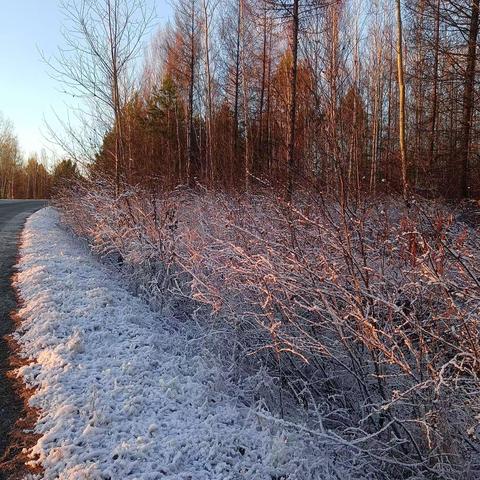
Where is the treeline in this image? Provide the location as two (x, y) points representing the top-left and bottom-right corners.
(82, 0), (480, 199)
(0, 113), (80, 199)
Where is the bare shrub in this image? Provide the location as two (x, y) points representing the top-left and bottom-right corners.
(54, 181), (480, 479)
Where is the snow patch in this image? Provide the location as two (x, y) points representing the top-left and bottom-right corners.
(14, 208), (334, 479)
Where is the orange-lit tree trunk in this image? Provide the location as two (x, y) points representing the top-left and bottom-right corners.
(287, 0), (299, 201)
(395, 0), (408, 198)
(460, 0), (480, 197)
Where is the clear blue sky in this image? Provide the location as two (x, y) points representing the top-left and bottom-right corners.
(0, 0), (170, 161)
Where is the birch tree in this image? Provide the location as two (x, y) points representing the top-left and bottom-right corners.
(51, 0), (151, 195)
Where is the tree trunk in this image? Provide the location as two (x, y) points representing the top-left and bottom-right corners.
(203, 0), (214, 185)
(188, 0), (197, 187)
(395, 0), (408, 199)
(107, 0), (124, 197)
(257, 1), (268, 176)
(460, 0), (480, 198)
(233, 0), (242, 160)
(429, 0), (440, 170)
(287, 0), (300, 201)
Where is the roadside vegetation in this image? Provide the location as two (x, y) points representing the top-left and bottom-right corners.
(55, 180), (480, 479)
(40, 0), (480, 477)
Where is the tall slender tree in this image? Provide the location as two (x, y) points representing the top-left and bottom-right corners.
(396, 0), (409, 198)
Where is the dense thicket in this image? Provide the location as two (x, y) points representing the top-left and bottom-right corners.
(57, 181), (480, 479)
(87, 0), (480, 199)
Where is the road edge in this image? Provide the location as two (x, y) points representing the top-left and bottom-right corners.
(0, 211), (44, 480)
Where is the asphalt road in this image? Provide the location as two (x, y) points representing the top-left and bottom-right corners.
(0, 200), (46, 477)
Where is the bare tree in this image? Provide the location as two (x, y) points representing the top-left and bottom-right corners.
(0, 114), (20, 198)
(459, 0), (480, 197)
(49, 0), (151, 195)
(396, 0), (408, 198)
(170, 0), (202, 186)
(287, 0), (299, 201)
(202, 0), (217, 184)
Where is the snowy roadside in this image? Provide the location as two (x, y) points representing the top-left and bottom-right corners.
(13, 207), (329, 480)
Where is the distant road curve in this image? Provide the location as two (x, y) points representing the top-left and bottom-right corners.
(0, 199), (46, 479)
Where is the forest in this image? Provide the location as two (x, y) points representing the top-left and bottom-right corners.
(64, 0), (480, 200)
(12, 0), (480, 478)
(0, 114), (51, 198)
(0, 113), (80, 199)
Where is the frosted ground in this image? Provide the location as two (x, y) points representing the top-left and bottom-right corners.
(13, 208), (357, 480)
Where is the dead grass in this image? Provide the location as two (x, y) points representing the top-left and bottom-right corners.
(0, 276), (42, 480)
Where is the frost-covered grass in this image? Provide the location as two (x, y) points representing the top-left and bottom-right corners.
(14, 207), (361, 480)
